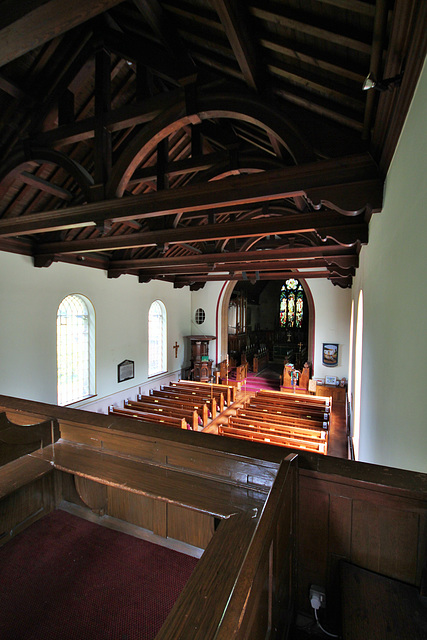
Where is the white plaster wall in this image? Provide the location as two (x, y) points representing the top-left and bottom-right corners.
(0, 253), (191, 409)
(191, 282), (225, 363)
(309, 279), (351, 381)
(351, 57), (427, 473)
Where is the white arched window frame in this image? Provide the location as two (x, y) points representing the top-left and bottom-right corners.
(353, 291), (364, 461)
(148, 300), (167, 377)
(57, 294), (95, 406)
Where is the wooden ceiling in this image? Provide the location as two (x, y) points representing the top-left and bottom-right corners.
(0, 0), (425, 289)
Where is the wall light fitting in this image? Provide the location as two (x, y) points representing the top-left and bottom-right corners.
(362, 72), (403, 92)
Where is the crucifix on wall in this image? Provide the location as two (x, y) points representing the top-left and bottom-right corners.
(173, 341), (179, 358)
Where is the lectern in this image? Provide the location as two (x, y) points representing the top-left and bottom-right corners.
(186, 335), (216, 382)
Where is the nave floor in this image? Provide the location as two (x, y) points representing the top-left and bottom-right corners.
(206, 367), (348, 460)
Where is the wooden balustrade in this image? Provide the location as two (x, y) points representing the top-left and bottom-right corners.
(1, 394), (427, 639)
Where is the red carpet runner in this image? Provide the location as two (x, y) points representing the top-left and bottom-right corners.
(0, 510), (198, 640)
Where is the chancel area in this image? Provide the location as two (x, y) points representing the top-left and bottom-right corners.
(0, 2), (426, 639)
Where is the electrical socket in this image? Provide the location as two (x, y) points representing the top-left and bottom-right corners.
(309, 585), (326, 610)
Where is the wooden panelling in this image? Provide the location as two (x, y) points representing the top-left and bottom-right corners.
(0, 474), (56, 546)
(351, 501), (420, 582)
(107, 486), (165, 535)
(74, 476), (107, 514)
(167, 503), (214, 549)
(297, 469), (427, 615)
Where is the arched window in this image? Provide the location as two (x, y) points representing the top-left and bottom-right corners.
(353, 291), (364, 461)
(279, 279), (304, 328)
(148, 300), (167, 376)
(57, 294), (95, 406)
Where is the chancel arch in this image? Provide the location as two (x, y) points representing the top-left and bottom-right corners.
(219, 277), (314, 372)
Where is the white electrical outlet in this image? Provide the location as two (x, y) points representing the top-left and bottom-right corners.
(309, 585), (326, 610)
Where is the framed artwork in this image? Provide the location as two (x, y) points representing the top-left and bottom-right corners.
(118, 359), (135, 383)
(322, 343), (338, 367)
(325, 376), (337, 386)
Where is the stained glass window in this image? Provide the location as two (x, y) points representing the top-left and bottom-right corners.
(148, 300), (167, 376)
(57, 294), (95, 405)
(279, 279), (304, 328)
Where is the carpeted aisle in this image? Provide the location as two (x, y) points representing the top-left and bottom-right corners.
(243, 367), (281, 393)
(0, 510), (198, 640)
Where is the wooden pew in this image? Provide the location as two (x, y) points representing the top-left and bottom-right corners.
(136, 393), (210, 427)
(220, 422), (327, 454)
(125, 399), (200, 430)
(229, 415), (328, 446)
(246, 398), (330, 425)
(253, 350), (268, 374)
(151, 387), (221, 416)
(173, 379), (236, 406)
(109, 406), (189, 429)
(236, 407), (329, 432)
(255, 389), (331, 411)
(166, 382), (226, 411)
(0, 412), (60, 545)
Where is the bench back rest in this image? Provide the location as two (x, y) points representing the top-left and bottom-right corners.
(0, 412), (59, 466)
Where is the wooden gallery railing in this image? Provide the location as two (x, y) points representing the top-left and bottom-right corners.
(1, 395), (427, 638)
(0, 394), (297, 640)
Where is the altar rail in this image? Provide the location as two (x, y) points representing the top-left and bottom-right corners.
(1, 394), (426, 637)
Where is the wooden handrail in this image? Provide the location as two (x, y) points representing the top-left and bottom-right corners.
(156, 454), (298, 639)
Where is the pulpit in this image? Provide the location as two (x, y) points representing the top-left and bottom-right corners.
(186, 335), (216, 382)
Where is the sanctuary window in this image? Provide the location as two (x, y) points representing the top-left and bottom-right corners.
(57, 294), (95, 406)
(148, 300), (167, 376)
(279, 279), (304, 328)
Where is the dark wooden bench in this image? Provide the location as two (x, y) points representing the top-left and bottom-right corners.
(151, 388), (221, 416)
(236, 407), (329, 432)
(244, 400), (329, 425)
(0, 412), (59, 545)
(136, 393), (210, 427)
(109, 405), (189, 429)
(166, 383), (226, 411)
(229, 415), (328, 449)
(125, 399), (200, 430)
(256, 388), (331, 410)
(32, 439), (267, 520)
(253, 350), (268, 373)
(173, 379), (236, 406)
(220, 422), (327, 454)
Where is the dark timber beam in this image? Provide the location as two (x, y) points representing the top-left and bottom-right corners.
(93, 46), (112, 199)
(212, 0), (260, 91)
(20, 171), (73, 201)
(34, 211), (368, 256)
(109, 260), (355, 278)
(32, 88), (183, 147)
(133, 0), (196, 84)
(107, 247), (358, 270)
(172, 270), (348, 284)
(212, 0), (284, 160)
(0, 154), (382, 238)
(0, 0), (124, 67)
(106, 246), (359, 270)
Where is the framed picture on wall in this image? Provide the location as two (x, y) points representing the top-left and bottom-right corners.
(322, 343), (338, 367)
(118, 359), (135, 383)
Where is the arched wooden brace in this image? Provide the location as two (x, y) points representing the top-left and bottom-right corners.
(108, 89), (316, 198)
(197, 153), (284, 183)
(0, 145), (94, 203)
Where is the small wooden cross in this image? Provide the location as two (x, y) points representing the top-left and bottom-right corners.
(173, 341), (179, 358)
(298, 341), (303, 350)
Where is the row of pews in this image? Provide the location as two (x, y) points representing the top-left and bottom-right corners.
(1, 395), (427, 640)
(109, 380), (236, 430)
(219, 389), (331, 455)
